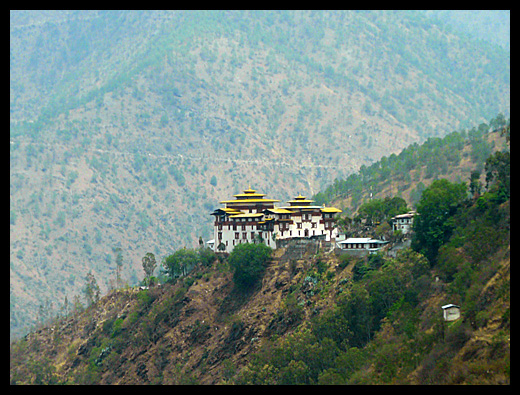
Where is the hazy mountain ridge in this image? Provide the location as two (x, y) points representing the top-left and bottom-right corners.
(10, 10), (509, 339)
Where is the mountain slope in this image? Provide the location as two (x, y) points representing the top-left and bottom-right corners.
(10, 205), (510, 384)
(10, 10), (510, 339)
(10, 125), (510, 384)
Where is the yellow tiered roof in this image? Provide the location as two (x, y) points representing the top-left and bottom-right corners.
(264, 208), (293, 214)
(220, 198), (280, 203)
(215, 188), (341, 216)
(287, 194), (315, 204)
(221, 208), (244, 214)
(320, 207), (343, 213)
(233, 186), (267, 198)
(220, 186), (279, 204)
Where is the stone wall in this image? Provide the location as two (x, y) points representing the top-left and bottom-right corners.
(276, 237), (334, 261)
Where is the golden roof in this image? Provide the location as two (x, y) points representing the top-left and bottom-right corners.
(264, 208), (293, 214)
(220, 198), (280, 204)
(278, 205), (322, 210)
(233, 186), (266, 198)
(219, 186), (279, 204)
(287, 194), (315, 204)
(221, 208), (243, 214)
(233, 193), (267, 198)
(211, 208), (244, 216)
(320, 207), (342, 213)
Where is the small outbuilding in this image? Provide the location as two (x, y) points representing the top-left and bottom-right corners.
(391, 211), (416, 234)
(441, 304), (461, 321)
(336, 237), (388, 254)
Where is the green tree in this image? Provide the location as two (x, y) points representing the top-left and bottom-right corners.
(484, 151), (510, 202)
(412, 179), (467, 264)
(197, 247), (216, 267)
(356, 196), (408, 226)
(162, 248), (199, 279)
(114, 247), (123, 288)
(228, 243), (272, 291)
(279, 360), (311, 385)
(27, 357), (59, 384)
(83, 271), (100, 307)
(469, 170), (482, 198)
(142, 252), (157, 284)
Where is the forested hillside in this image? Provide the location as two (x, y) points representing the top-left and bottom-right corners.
(10, 125), (510, 384)
(314, 114), (509, 214)
(10, 10), (510, 339)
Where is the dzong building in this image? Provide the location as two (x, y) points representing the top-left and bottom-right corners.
(209, 187), (342, 252)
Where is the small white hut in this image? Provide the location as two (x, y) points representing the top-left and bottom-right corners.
(441, 304), (461, 321)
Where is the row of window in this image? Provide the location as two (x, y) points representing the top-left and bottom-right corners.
(218, 227), (336, 241)
(217, 213), (336, 223)
(219, 238), (272, 247)
(218, 216), (258, 223)
(217, 224), (262, 231)
(280, 229), (318, 237)
(342, 243), (380, 249)
(218, 221), (335, 232)
(217, 231), (266, 240)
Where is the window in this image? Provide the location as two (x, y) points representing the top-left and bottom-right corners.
(235, 232), (239, 239)
(242, 225), (246, 231)
(218, 232), (222, 240)
(251, 232), (255, 239)
(243, 232), (247, 239)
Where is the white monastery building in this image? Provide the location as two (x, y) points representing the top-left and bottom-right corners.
(209, 187), (342, 252)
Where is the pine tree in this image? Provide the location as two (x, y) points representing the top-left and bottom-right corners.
(83, 271), (100, 307)
(114, 247), (123, 288)
(142, 252), (157, 285)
